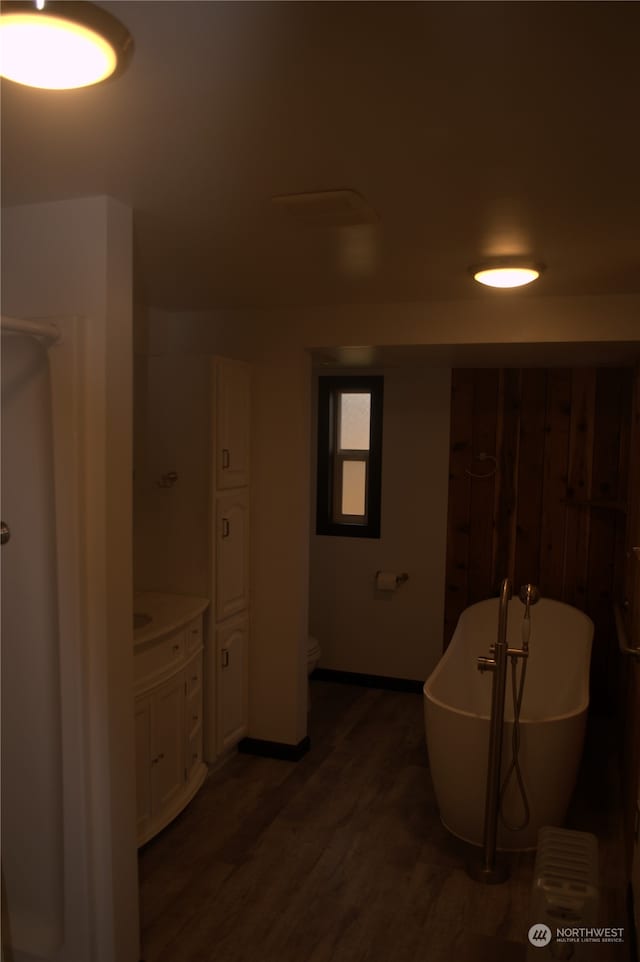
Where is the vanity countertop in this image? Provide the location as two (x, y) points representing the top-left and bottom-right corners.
(133, 591), (209, 647)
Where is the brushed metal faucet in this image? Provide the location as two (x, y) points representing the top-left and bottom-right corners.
(470, 580), (539, 884)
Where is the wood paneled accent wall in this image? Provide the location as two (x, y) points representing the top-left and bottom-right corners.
(444, 367), (634, 710)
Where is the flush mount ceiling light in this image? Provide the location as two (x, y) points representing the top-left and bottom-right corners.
(471, 260), (544, 289)
(0, 0), (133, 90)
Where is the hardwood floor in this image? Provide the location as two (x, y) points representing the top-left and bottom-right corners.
(139, 682), (629, 962)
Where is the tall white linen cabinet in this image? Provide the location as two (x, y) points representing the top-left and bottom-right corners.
(206, 356), (251, 761)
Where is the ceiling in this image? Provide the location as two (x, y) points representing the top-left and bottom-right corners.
(2, 0), (640, 311)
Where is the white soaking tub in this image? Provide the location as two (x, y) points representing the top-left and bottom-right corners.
(423, 597), (593, 851)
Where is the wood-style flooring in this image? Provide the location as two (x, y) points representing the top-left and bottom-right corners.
(139, 681), (629, 962)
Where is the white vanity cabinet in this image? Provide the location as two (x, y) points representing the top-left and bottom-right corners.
(151, 675), (185, 808)
(133, 595), (209, 847)
(135, 666), (188, 845)
(134, 696), (153, 835)
(184, 650), (204, 779)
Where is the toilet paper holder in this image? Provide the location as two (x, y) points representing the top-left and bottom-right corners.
(375, 571), (409, 586)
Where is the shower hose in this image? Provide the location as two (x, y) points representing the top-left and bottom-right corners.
(498, 614), (531, 832)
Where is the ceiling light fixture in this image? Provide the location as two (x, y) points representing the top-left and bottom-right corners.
(0, 0), (133, 90)
(471, 259), (544, 289)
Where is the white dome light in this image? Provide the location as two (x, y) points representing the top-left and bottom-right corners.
(0, 2), (133, 90)
(472, 265), (542, 289)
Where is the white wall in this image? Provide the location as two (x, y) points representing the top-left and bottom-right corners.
(250, 344), (310, 745)
(133, 354), (211, 595)
(133, 308), (259, 596)
(310, 365), (451, 681)
(287, 294), (640, 349)
(144, 307), (259, 359)
(1, 196), (138, 962)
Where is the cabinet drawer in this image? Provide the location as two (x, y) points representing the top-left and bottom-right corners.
(185, 618), (202, 654)
(186, 727), (203, 780)
(186, 688), (202, 739)
(185, 654), (202, 699)
(134, 629), (184, 688)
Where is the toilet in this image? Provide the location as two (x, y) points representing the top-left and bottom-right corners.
(307, 635), (321, 675)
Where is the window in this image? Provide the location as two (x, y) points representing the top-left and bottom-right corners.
(316, 376), (383, 538)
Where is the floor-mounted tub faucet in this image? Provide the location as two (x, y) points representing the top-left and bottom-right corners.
(470, 578), (513, 883)
(470, 579), (538, 884)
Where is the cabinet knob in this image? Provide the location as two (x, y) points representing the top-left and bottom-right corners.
(172, 644), (180, 652)
(221, 648), (230, 668)
(191, 675), (198, 682)
(222, 518), (230, 538)
(222, 448), (230, 470)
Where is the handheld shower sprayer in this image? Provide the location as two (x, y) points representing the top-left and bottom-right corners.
(518, 583), (540, 651)
(519, 583), (540, 611)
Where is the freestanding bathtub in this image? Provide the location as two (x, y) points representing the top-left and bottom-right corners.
(424, 597), (593, 850)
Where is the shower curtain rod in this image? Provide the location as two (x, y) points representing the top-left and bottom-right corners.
(1, 315), (61, 344)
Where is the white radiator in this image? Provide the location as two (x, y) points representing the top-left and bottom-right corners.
(527, 827), (599, 960)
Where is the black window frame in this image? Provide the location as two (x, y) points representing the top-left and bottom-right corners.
(316, 375), (383, 538)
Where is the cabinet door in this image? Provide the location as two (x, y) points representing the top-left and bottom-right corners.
(217, 615), (249, 753)
(215, 358), (251, 489)
(216, 491), (249, 621)
(185, 653), (203, 781)
(151, 674), (185, 814)
(134, 695), (153, 838)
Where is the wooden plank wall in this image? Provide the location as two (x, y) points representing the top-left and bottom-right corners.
(621, 364), (640, 873)
(620, 363), (640, 873)
(444, 367), (634, 711)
